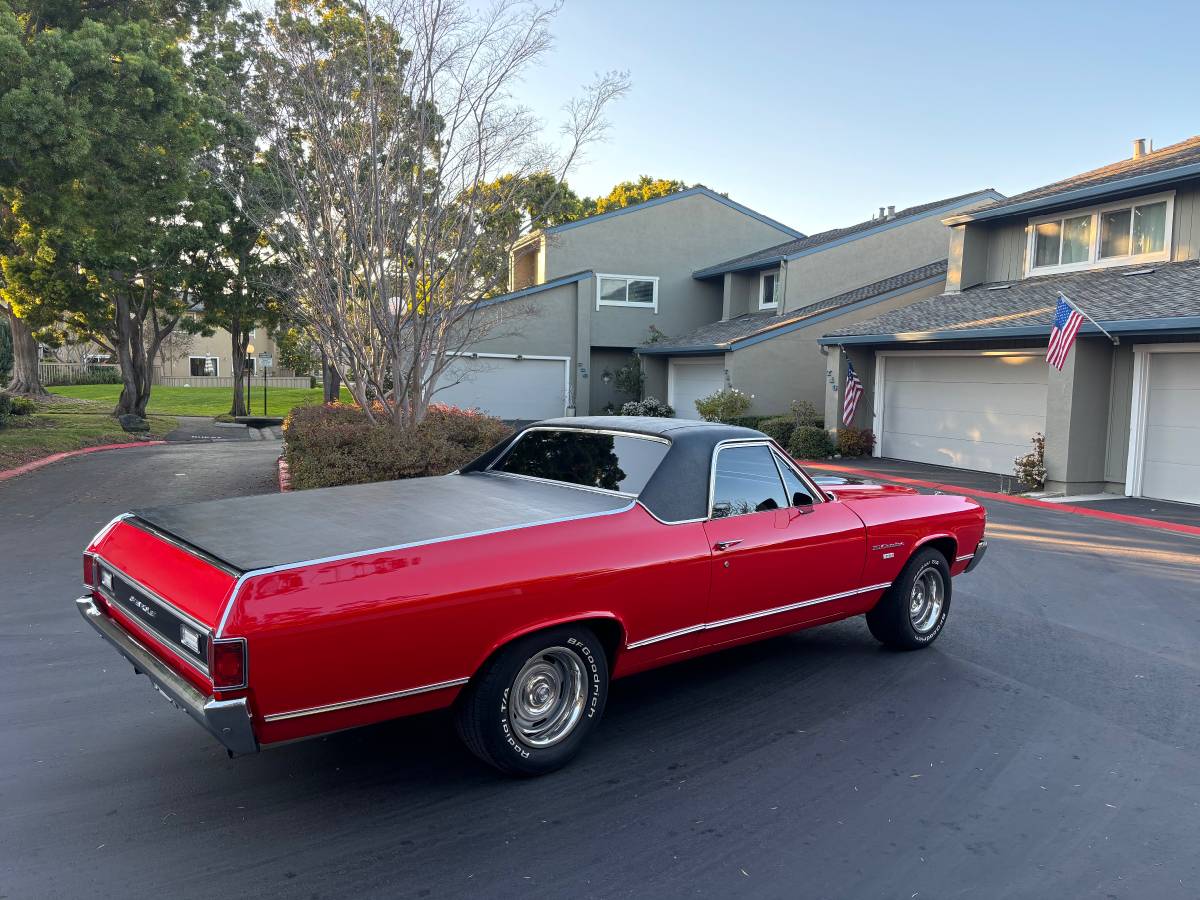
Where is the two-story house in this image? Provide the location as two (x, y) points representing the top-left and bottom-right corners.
(821, 136), (1200, 506)
(635, 190), (1001, 416)
(437, 186), (805, 420)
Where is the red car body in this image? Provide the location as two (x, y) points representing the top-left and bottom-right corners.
(78, 418), (986, 760)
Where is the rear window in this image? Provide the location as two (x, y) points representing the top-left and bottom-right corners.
(492, 429), (669, 494)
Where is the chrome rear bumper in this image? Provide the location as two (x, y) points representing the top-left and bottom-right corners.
(76, 596), (258, 755)
(963, 539), (988, 573)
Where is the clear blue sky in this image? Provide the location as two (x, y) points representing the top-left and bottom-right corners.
(519, 0), (1199, 234)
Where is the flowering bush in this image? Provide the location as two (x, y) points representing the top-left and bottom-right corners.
(283, 402), (512, 490)
(620, 396), (675, 417)
(693, 387), (752, 423)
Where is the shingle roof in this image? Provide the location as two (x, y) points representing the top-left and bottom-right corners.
(693, 189), (1000, 278)
(821, 259), (1200, 343)
(950, 136), (1200, 221)
(639, 261), (948, 354)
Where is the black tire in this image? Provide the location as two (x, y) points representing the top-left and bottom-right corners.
(866, 546), (952, 650)
(455, 624), (609, 776)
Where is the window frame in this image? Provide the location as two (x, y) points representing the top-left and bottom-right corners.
(244, 357), (257, 376)
(189, 355), (219, 377)
(758, 270), (779, 310)
(707, 439), (826, 520)
(595, 273), (660, 312)
(1025, 190), (1174, 276)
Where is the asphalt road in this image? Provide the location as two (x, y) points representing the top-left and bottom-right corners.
(2, 442), (1199, 899)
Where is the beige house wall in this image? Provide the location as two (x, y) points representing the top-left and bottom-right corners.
(156, 325), (286, 380)
(725, 279), (946, 417)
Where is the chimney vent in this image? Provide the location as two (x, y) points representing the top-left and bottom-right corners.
(878, 206), (886, 219)
(1132, 138), (1148, 158)
(887, 205), (896, 218)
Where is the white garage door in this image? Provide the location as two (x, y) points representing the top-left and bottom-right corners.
(669, 358), (726, 420)
(435, 354), (568, 421)
(1138, 352), (1200, 505)
(880, 354), (1047, 475)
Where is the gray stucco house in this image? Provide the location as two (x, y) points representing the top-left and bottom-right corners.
(444, 184), (1000, 421)
(821, 136), (1200, 506)
(636, 190), (1001, 416)
(436, 186), (803, 420)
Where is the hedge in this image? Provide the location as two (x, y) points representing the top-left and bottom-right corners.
(283, 402), (513, 490)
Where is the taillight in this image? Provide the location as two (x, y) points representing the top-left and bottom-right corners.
(209, 638), (248, 690)
(83, 553), (95, 589)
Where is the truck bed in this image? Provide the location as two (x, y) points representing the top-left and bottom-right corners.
(130, 472), (631, 573)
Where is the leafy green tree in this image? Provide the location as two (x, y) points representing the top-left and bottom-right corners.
(0, 0), (223, 412)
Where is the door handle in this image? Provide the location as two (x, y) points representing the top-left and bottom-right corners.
(713, 539), (743, 551)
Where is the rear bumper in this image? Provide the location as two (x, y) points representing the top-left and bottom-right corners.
(76, 596), (258, 756)
(962, 539), (988, 573)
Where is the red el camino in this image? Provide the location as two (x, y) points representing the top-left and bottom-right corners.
(78, 417), (986, 775)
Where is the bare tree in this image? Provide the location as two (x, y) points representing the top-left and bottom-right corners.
(257, 0), (627, 425)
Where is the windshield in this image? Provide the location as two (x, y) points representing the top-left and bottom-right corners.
(491, 429), (669, 494)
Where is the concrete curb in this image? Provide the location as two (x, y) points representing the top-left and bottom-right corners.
(800, 460), (1200, 539)
(0, 441), (167, 483)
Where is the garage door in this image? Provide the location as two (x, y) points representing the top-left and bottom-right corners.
(669, 358), (726, 420)
(434, 355), (568, 421)
(880, 354), (1047, 474)
(1138, 352), (1200, 505)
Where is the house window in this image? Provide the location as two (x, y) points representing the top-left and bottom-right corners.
(244, 357), (256, 376)
(190, 357), (218, 377)
(596, 274), (659, 312)
(1027, 192), (1173, 275)
(759, 271), (778, 309)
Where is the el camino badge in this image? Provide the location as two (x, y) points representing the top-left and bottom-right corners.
(872, 542), (904, 551)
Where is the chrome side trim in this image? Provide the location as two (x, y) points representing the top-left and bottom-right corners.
(262, 677), (471, 723)
(625, 582), (893, 650)
(88, 512), (131, 548)
(214, 501), (637, 637)
(955, 553), (974, 562)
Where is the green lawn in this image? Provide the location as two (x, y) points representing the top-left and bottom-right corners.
(49, 384), (345, 418)
(0, 399), (177, 470)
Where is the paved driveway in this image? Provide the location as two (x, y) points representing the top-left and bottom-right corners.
(2, 442), (1198, 898)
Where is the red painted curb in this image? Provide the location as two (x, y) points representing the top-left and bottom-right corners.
(799, 460), (1200, 538)
(0, 440), (167, 482)
(277, 455), (293, 492)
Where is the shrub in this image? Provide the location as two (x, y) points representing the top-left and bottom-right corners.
(789, 425), (833, 460)
(0, 393), (11, 428)
(8, 396), (36, 416)
(620, 396), (674, 417)
(282, 401), (512, 490)
(790, 399), (823, 428)
(1014, 432), (1046, 490)
(693, 387), (752, 423)
(727, 415), (770, 431)
(759, 415), (795, 446)
(837, 426), (875, 457)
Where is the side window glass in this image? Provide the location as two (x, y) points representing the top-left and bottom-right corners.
(711, 445), (788, 519)
(773, 451), (818, 507)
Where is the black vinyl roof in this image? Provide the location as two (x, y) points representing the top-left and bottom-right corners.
(462, 416), (767, 522)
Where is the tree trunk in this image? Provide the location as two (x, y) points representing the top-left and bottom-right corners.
(229, 319), (248, 417)
(4, 307), (48, 397)
(113, 294), (151, 418)
(322, 350), (341, 404)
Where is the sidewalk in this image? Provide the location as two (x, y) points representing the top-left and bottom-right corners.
(802, 456), (1200, 532)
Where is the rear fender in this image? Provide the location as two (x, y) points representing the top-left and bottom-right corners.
(469, 612), (628, 683)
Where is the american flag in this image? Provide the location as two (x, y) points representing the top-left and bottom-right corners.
(1046, 293), (1085, 370)
(843, 359), (864, 427)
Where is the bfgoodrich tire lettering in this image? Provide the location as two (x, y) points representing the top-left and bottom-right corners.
(456, 625), (609, 776)
(866, 546), (952, 651)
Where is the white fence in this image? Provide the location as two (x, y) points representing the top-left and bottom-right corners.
(38, 362), (125, 385)
(156, 374), (312, 389)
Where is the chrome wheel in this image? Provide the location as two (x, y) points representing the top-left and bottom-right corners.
(508, 647), (587, 748)
(908, 563), (945, 634)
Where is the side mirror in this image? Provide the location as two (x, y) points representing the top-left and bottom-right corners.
(792, 492), (813, 507)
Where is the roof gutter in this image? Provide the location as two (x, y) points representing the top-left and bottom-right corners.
(819, 315), (1200, 346)
(944, 162), (1200, 225)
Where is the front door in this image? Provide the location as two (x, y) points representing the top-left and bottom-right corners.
(701, 443), (866, 647)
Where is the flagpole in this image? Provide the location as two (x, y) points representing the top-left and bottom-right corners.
(1060, 292), (1118, 345)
